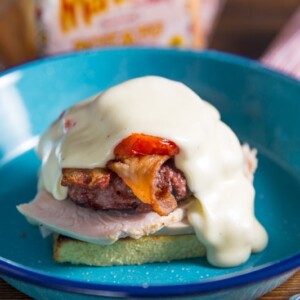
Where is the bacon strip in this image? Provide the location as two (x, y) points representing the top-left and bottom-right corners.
(107, 155), (177, 216)
(61, 168), (111, 189)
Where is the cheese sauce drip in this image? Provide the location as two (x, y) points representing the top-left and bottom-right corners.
(37, 76), (268, 267)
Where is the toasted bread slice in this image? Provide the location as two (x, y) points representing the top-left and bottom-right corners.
(54, 234), (205, 266)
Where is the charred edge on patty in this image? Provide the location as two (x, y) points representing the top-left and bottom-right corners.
(61, 158), (191, 213)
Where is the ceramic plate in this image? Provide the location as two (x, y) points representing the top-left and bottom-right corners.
(0, 49), (299, 299)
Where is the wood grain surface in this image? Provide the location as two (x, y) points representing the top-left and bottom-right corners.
(0, 270), (299, 299)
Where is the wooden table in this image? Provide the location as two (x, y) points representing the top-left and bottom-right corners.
(1, 270), (299, 299)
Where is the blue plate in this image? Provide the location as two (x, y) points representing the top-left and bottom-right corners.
(0, 49), (299, 299)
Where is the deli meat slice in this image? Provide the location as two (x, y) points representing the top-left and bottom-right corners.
(17, 190), (187, 245)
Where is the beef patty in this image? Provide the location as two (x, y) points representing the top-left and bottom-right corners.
(61, 159), (191, 212)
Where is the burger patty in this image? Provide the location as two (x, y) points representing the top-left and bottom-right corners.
(62, 160), (191, 212)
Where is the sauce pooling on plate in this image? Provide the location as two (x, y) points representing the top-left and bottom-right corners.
(37, 76), (268, 267)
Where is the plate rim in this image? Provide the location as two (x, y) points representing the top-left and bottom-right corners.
(0, 46), (299, 86)
(1, 254), (299, 297)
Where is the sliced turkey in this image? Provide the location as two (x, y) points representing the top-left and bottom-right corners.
(17, 190), (189, 245)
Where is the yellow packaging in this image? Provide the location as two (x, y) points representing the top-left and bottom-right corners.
(38, 0), (204, 54)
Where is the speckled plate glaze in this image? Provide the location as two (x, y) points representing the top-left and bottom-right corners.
(0, 49), (299, 300)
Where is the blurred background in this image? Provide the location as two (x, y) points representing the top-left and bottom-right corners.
(0, 0), (299, 79)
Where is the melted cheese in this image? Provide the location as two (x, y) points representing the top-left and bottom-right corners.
(37, 76), (268, 267)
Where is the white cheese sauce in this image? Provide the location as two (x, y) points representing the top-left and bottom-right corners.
(37, 76), (268, 267)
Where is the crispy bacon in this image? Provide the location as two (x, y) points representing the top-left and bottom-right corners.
(61, 168), (111, 189)
(114, 133), (180, 158)
(107, 155), (178, 216)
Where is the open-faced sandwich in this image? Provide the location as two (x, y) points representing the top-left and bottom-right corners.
(17, 76), (268, 267)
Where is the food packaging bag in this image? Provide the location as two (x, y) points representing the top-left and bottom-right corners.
(38, 0), (205, 55)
